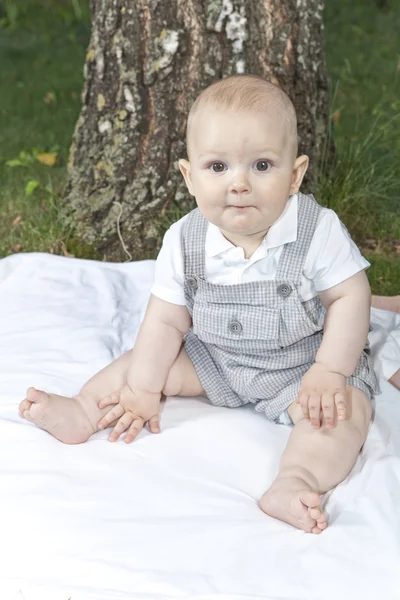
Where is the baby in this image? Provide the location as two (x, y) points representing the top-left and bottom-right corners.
(19, 74), (379, 534)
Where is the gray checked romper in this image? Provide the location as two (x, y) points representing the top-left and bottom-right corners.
(181, 193), (380, 421)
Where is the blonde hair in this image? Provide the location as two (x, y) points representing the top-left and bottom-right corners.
(186, 74), (298, 157)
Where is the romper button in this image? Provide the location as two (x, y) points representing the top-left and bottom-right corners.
(277, 283), (292, 298)
(187, 276), (198, 290)
(229, 320), (242, 334)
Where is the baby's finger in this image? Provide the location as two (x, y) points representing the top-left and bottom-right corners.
(335, 390), (347, 421)
(321, 392), (335, 428)
(297, 391), (310, 420)
(308, 392), (322, 429)
(98, 391), (120, 409)
(147, 415), (161, 434)
(124, 418), (144, 444)
(98, 403), (124, 429)
(108, 413), (134, 442)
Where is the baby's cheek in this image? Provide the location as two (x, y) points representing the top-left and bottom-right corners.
(197, 195), (221, 215)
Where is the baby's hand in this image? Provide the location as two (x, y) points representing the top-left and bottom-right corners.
(296, 363), (347, 429)
(97, 384), (161, 443)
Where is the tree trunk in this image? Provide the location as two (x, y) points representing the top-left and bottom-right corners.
(64, 0), (329, 261)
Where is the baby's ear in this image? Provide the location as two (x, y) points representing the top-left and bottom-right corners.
(290, 155), (309, 194)
(178, 159), (195, 196)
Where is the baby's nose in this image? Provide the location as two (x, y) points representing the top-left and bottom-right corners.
(229, 174), (251, 194)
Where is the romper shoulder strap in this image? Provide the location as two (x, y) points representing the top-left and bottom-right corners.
(276, 193), (322, 283)
(181, 207), (207, 278)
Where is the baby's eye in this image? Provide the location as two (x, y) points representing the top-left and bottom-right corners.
(254, 160), (271, 172)
(210, 162), (226, 173)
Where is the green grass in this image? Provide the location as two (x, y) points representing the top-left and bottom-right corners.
(0, 0), (399, 292)
(322, 0), (400, 294)
(0, 0), (93, 257)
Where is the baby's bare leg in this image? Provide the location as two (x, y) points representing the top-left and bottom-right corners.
(18, 350), (134, 444)
(74, 350), (133, 427)
(389, 369), (400, 392)
(19, 345), (205, 444)
(78, 345), (205, 432)
(371, 296), (400, 390)
(260, 386), (371, 533)
(371, 295), (400, 313)
(162, 345), (206, 398)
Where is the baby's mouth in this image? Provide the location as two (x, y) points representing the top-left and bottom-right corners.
(228, 205), (253, 210)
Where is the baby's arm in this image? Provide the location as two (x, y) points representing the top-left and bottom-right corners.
(127, 294), (191, 393)
(98, 294), (191, 441)
(316, 270), (371, 376)
(297, 270), (371, 428)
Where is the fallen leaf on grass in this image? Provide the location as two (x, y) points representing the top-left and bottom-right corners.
(12, 243), (21, 253)
(43, 91), (56, 104)
(362, 237), (400, 257)
(391, 240), (400, 254)
(362, 238), (379, 251)
(12, 215), (22, 226)
(36, 152), (57, 167)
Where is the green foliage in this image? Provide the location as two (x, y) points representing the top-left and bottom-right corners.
(319, 0), (400, 293)
(316, 105), (400, 244)
(5, 146), (59, 168)
(0, 0), (89, 31)
(5, 148), (39, 168)
(25, 180), (40, 196)
(0, 0), (91, 257)
(0, 0), (19, 31)
(365, 253), (400, 296)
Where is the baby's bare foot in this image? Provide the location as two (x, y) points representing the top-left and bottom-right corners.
(18, 387), (95, 444)
(259, 476), (328, 534)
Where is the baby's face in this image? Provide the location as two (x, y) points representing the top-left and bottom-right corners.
(179, 107), (307, 250)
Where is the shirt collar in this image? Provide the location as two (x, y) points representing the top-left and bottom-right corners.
(205, 193), (298, 258)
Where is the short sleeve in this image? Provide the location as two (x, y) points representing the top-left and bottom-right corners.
(150, 215), (188, 305)
(304, 209), (370, 291)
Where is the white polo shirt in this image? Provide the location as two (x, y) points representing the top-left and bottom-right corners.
(150, 194), (370, 305)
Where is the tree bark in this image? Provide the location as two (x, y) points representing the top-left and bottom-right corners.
(64, 0), (329, 261)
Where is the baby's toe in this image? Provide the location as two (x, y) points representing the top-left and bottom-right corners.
(308, 505), (328, 532)
(18, 398), (32, 418)
(23, 409), (33, 421)
(26, 386), (48, 403)
(308, 506), (323, 520)
(311, 524), (324, 534)
(299, 490), (321, 511)
(311, 517), (328, 534)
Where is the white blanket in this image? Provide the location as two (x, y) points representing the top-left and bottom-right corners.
(1, 252), (400, 600)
